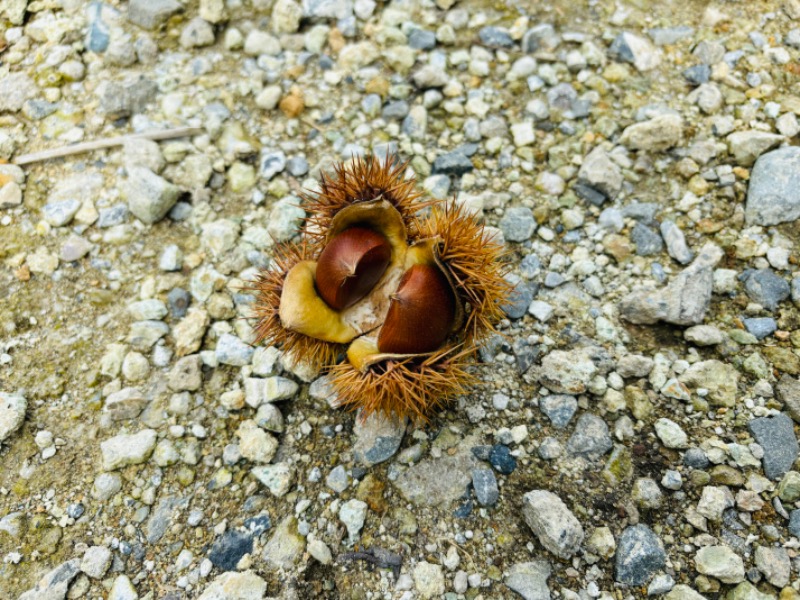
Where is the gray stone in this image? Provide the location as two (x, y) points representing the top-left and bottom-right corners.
(789, 509), (800, 538)
(504, 561), (551, 600)
(694, 545), (744, 583)
(128, 0), (182, 29)
(97, 76), (158, 118)
(754, 546), (790, 587)
(326, 465), (350, 493)
(679, 360), (739, 407)
(0, 73), (37, 113)
(432, 151), (473, 175)
(251, 464), (294, 497)
(748, 413), (799, 480)
(267, 198), (305, 242)
(92, 472), (122, 500)
(43, 199), (81, 227)
(684, 325), (725, 346)
(412, 65), (449, 89)
(577, 147), (622, 202)
(655, 418), (688, 449)
(395, 446), (477, 506)
(566, 413), (612, 457)
(198, 571), (267, 600)
(145, 496), (186, 543)
(168, 355), (203, 391)
(18, 559), (81, 600)
(124, 166), (181, 224)
(615, 525), (666, 586)
(522, 24), (560, 53)
(619, 243), (723, 325)
(742, 269), (790, 311)
(108, 575), (137, 600)
(100, 429), (157, 470)
(472, 468), (499, 506)
(631, 223), (663, 256)
(743, 317), (776, 340)
(128, 320), (170, 350)
(260, 150), (287, 180)
(353, 412), (406, 466)
(81, 546), (112, 579)
(302, 0), (352, 19)
(537, 348), (599, 394)
(0, 392), (27, 443)
(339, 499), (367, 542)
(660, 221), (693, 264)
(727, 131), (783, 167)
(60, 235), (93, 262)
(180, 17), (215, 48)
(413, 561), (445, 599)
(500, 207), (536, 242)
(263, 515), (305, 570)
(408, 28), (436, 50)
(609, 32), (661, 71)
(479, 26), (514, 47)
(104, 387), (148, 421)
(538, 394), (577, 429)
(746, 147), (800, 225)
(216, 333), (255, 367)
(776, 375), (800, 422)
(97, 204), (129, 228)
(620, 114), (682, 151)
(522, 490), (584, 558)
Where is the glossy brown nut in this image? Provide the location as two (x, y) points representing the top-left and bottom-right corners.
(377, 263), (456, 354)
(315, 227), (392, 310)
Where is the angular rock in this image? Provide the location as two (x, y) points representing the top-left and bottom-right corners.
(262, 516), (305, 570)
(620, 114), (683, 151)
(198, 571), (267, 600)
(353, 412), (406, 466)
(679, 360), (739, 407)
(100, 429), (157, 470)
(694, 545), (744, 584)
(566, 414), (612, 457)
(505, 561), (551, 600)
(609, 32), (661, 71)
(522, 490), (584, 558)
(128, 0), (182, 29)
(619, 243), (723, 326)
(18, 559), (81, 600)
(209, 530), (253, 571)
(746, 146), (800, 225)
(577, 147), (622, 202)
(124, 166), (181, 224)
(0, 392), (27, 443)
(0, 73), (37, 113)
(395, 446), (476, 506)
(748, 413), (799, 480)
(615, 525), (666, 586)
(727, 131), (783, 167)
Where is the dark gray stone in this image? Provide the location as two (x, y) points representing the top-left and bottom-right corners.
(472, 468), (499, 506)
(776, 375), (800, 423)
(748, 413), (799, 480)
(790, 510), (800, 538)
(97, 204), (129, 228)
(504, 561), (551, 600)
(682, 64), (711, 85)
(742, 269), (790, 311)
(683, 447), (710, 469)
(631, 223), (663, 256)
(145, 497), (186, 543)
(353, 413), (406, 467)
(746, 147), (800, 226)
(18, 559), (81, 600)
(566, 413), (612, 457)
(502, 278), (536, 320)
(499, 207), (536, 243)
(407, 28), (436, 50)
(539, 394), (577, 429)
(615, 524), (666, 586)
(479, 26), (514, 48)
(743, 317), (777, 340)
(209, 530), (253, 571)
(432, 151), (473, 176)
(382, 100), (409, 120)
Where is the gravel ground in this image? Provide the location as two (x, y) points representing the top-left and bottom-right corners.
(1, 0), (800, 599)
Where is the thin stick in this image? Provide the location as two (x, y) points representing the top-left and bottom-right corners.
(12, 126), (205, 166)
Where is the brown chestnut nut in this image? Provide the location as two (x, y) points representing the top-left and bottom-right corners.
(315, 227), (392, 310)
(377, 263), (456, 354)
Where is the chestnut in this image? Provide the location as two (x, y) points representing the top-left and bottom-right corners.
(377, 263), (456, 355)
(315, 227), (392, 310)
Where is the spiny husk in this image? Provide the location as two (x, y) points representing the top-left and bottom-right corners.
(329, 344), (478, 424)
(302, 155), (433, 245)
(420, 201), (512, 344)
(248, 243), (343, 368)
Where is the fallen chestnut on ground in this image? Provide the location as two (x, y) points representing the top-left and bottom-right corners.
(250, 156), (509, 422)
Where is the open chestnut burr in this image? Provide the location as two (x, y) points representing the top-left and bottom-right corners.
(250, 156), (509, 422)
